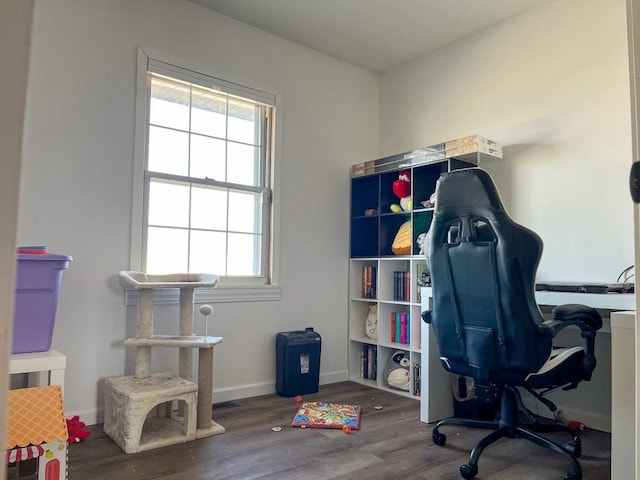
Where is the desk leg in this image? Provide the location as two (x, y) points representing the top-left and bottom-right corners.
(49, 368), (65, 394)
(27, 371), (48, 388)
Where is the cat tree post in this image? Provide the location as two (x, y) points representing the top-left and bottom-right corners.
(136, 288), (154, 378)
(197, 347), (214, 429)
(179, 287), (194, 381)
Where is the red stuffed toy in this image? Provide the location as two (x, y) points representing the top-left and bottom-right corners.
(66, 415), (91, 444)
(390, 170), (412, 212)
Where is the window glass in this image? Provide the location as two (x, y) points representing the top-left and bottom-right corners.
(141, 71), (274, 285)
(148, 126), (189, 176)
(189, 134), (226, 180)
(149, 79), (189, 131)
(191, 89), (226, 138)
(148, 179), (190, 228)
(190, 185), (228, 231)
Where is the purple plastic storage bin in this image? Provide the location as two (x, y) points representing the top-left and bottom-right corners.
(12, 253), (72, 354)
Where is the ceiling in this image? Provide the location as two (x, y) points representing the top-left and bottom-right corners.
(190, 0), (555, 73)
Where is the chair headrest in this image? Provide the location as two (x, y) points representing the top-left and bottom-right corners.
(436, 168), (504, 215)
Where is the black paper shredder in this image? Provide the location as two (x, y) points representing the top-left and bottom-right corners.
(275, 327), (322, 397)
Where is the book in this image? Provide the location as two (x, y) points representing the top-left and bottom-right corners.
(362, 345), (368, 379)
(362, 266), (377, 299)
(416, 263), (431, 287)
(412, 362), (421, 397)
(393, 271), (410, 301)
(444, 134), (501, 150)
(391, 312), (396, 343)
(445, 143), (502, 158)
(416, 263), (431, 303)
(371, 346), (377, 381)
(361, 344), (377, 381)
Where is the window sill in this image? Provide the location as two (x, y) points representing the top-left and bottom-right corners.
(123, 284), (282, 306)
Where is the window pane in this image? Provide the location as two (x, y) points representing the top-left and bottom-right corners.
(191, 184), (227, 230)
(148, 126), (189, 176)
(228, 190), (261, 233)
(227, 142), (260, 186)
(149, 78), (189, 131)
(190, 230), (227, 274)
(227, 232), (261, 276)
(148, 179), (190, 228)
(228, 99), (258, 144)
(146, 226), (189, 273)
(190, 134), (226, 181)
(191, 89), (226, 138)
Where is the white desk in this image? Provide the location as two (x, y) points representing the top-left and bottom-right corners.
(9, 349), (66, 393)
(611, 311), (635, 479)
(535, 291), (634, 312)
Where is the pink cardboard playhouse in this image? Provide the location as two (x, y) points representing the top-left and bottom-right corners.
(6, 385), (68, 480)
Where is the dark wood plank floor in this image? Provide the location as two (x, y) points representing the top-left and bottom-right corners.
(69, 382), (611, 480)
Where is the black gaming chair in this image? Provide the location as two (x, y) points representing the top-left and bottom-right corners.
(421, 168), (602, 480)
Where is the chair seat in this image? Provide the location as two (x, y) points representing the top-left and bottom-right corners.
(524, 346), (584, 389)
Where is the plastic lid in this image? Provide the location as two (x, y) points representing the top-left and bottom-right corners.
(16, 253), (73, 262)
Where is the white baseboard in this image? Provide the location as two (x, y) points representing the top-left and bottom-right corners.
(66, 406), (103, 428)
(72, 369), (349, 426)
(212, 369), (349, 403)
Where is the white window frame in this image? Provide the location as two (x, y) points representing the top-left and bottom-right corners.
(129, 47), (281, 304)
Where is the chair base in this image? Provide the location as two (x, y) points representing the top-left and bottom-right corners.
(432, 386), (583, 480)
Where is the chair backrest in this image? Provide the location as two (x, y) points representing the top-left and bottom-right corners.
(426, 168), (552, 385)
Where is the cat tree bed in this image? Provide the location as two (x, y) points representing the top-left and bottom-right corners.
(103, 272), (225, 454)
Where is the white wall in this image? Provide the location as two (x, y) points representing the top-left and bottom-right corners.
(1, 2), (33, 473)
(20, 0), (379, 422)
(380, 0), (633, 284)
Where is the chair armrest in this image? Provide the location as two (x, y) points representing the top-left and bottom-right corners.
(545, 304), (602, 382)
(551, 304), (602, 331)
(422, 310), (432, 324)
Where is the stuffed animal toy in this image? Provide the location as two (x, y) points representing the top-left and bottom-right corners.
(66, 415), (91, 444)
(391, 221), (412, 255)
(390, 170), (412, 212)
(383, 350), (410, 391)
(416, 232), (427, 256)
(364, 304), (378, 339)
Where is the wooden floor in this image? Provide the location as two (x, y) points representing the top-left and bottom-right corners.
(69, 382), (611, 480)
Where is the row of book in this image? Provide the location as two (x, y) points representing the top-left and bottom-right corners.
(393, 270), (410, 301)
(362, 266), (377, 299)
(391, 312), (410, 345)
(361, 265), (431, 301)
(360, 344), (377, 380)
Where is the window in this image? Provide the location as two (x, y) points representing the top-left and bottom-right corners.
(131, 49), (280, 299)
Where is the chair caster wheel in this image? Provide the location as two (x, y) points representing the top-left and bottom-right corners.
(432, 431), (446, 446)
(563, 472), (581, 480)
(565, 439), (582, 458)
(460, 463), (478, 479)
